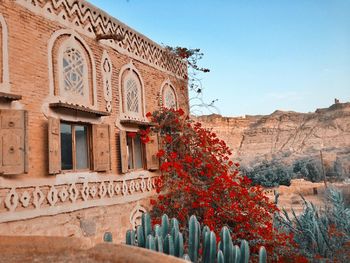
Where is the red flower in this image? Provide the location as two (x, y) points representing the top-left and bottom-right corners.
(177, 108), (185, 116)
(156, 149), (165, 158)
(165, 135), (172, 143)
(170, 152), (177, 159)
(146, 112), (152, 118)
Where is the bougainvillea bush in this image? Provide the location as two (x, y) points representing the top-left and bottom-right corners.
(144, 108), (303, 261)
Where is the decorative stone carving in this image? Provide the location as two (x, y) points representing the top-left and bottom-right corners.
(0, 175), (158, 223)
(59, 186), (69, 202)
(107, 181), (114, 198)
(99, 182), (107, 198)
(129, 181), (135, 194)
(16, 0), (187, 79)
(135, 181), (140, 191)
(81, 182), (89, 201)
(122, 180), (128, 196)
(20, 191), (31, 208)
(147, 177), (152, 191)
(69, 183), (78, 203)
(89, 185), (97, 198)
(141, 178), (146, 192)
(102, 50), (112, 112)
(47, 185), (58, 206)
(130, 204), (147, 230)
(33, 186), (45, 209)
(5, 188), (19, 212)
(114, 183), (121, 195)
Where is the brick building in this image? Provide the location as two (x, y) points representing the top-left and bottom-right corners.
(0, 0), (188, 243)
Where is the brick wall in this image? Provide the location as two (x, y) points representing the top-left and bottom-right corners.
(0, 0), (188, 179)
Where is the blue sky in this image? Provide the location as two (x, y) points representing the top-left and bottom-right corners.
(90, 0), (350, 116)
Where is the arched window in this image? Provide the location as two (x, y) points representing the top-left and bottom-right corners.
(58, 37), (89, 104)
(48, 30), (97, 107)
(162, 82), (177, 109)
(119, 63), (145, 120)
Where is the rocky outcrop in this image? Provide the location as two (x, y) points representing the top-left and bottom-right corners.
(194, 102), (350, 173)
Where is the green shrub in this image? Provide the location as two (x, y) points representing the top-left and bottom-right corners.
(276, 188), (350, 262)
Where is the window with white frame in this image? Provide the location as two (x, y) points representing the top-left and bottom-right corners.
(163, 84), (177, 109)
(58, 37), (89, 104)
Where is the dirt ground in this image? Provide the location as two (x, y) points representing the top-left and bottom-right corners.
(0, 236), (185, 263)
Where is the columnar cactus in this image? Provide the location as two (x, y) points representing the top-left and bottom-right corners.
(126, 229), (135, 246)
(189, 215), (200, 262)
(136, 225), (145, 248)
(125, 213), (268, 263)
(146, 234), (156, 251)
(142, 213), (152, 239)
(203, 231), (216, 263)
(232, 245), (241, 263)
(259, 246), (267, 263)
(174, 232), (184, 258)
(161, 214), (169, 240)
(155, 236), (163, 252)
(217, 250), (224, 263)
(164, 234), (175, 256)
(240, 240), (250, 263)
(220, 226), (233, 263)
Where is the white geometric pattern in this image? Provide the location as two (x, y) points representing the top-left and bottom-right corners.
(62, 47), (86, 96)
(0, 175), (157, 223)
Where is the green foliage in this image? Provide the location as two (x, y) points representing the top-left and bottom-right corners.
(125, 213), (267, 262)
(243, 161), (292, 187)
(277, 188), (350, 261)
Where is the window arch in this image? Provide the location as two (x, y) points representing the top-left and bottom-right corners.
(58, 37), (89, 103)
(161, 81), (177, 109)
(119, 62), (145, 120)
(48, 30), (97, 107)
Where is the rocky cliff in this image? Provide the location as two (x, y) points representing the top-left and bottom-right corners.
(194, 102), (350, 175)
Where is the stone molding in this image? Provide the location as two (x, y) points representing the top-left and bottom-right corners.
(101, 50), (113, 112)
(15, 0), (187, 79)
(0, 172), (158, 223)
(0, 13), (10, 92)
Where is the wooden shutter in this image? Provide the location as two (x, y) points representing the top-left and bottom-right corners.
(48, 117), (61, 174)
(0, 110), (27, 175)
(145, 132), (159, 171)
(92, 124), (111, 172)
(119, 130), (128, 173)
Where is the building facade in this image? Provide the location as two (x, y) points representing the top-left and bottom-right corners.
(0, 0), (188, 244)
